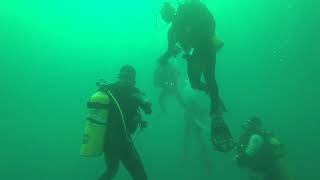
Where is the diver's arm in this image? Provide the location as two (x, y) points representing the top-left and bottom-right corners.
(139, 97), (152, 115)
(245, 134), (264, 157)
(160, 26), (179, 63)
(140, 101), (152, 115)
(132, 93), (152, 115)
(235, 134), (264, 167)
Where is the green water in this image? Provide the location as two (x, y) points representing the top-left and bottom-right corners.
(0, 0), (319, 179)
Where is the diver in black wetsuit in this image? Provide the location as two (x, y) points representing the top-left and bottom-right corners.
(235, 117), (293, 180)
(159, 0), (225, 117)
(158, 0), (232, 152)
(99, 65), (152, 180)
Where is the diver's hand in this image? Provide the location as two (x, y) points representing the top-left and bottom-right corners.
(183, 53), (192, 61)
(159, 46), (181, 65)
(142, 101), (152, 115)
(171, 46), (182, 57)
(182, 48), (194, 61)
(140, 120), (148, 129)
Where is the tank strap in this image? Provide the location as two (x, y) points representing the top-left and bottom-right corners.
(86, 117), (106, 125)
(87, 102), (110, 109)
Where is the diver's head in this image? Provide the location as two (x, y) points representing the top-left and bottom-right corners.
(242, 116), (262, 131)
(160, 2), (176, 23)
(118, 65), (136, 87)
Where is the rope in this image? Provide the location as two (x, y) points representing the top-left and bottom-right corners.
(107, 90), (133, 143)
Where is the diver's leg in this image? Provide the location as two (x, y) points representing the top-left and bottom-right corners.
(201, 49), (233, 152)
(187, 53), (207, 92)
(203, 51), (226, 115)
(121, 143), (148, 180)
(99, 150), (120, 180)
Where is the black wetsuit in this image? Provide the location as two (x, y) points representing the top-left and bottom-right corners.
(99, 83), (151, 180)
(237, 130), (291, 180)
(238, 130), (281, 173)
(165, 1), (224, 115)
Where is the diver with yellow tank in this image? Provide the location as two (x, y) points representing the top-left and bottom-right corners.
(158, 0), (232, 152)
(235, 117), (294, 180)
(81, 65), (152, 180)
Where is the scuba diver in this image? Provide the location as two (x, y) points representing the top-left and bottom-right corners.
(235, 117), (294, 180)
(81, 65), (152, 180)
(158, 0), (232, 152)
(153, 59), (185, 115)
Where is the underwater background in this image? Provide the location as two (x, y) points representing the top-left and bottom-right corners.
(0, 0), (319, 179)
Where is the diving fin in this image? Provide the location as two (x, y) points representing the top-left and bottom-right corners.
(210, 116), (234, 152)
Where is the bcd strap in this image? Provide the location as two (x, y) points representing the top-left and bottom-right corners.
(86, 117), (106, 125)
(87, 102), (109, 109)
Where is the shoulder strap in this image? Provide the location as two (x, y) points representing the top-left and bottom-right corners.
(87, 102), (110, 109)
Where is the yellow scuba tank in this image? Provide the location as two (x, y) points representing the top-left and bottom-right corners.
(80, 90), (110, 157)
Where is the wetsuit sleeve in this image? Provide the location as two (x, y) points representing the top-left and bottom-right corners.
(160, 26), (178, 62)
(140, 101), (152, 115)
(137, 95), (152, 115)
(131, 89), (152, 115)
(245, 134), (264, 157)
(168, 26), (177, 50)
